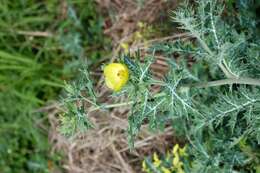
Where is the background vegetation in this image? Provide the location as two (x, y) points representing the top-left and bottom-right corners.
(61, 0), (260, 172)
(1, 0), (259, 173)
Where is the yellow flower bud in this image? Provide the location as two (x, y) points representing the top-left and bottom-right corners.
(137, 21), (145, 28)
(104, 63), (129, 91)
(135, 31), (143, 39)
(173, 154), (180, 167)
(161, 167), (171, 173)
(177, 168), (185, 173)
(142, 160), (147, 171)
(120, 42), (129, 53)
(153, 152), (161, 167)
(166, 151), (171, 161)
(179, 146), (187, 157)
(173, 144), (179, 155)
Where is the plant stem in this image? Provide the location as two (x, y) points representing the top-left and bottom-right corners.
(218, 63), (235, 78)
(89, 101), (133, 112)
(88, 77), (260, 112)
(195, 35), (236, 79)
(190, 77), (260, 88)
(88, 91), (166, 112)
(196, 36), (213, 56)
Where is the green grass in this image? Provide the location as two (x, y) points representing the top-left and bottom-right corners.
(0, 0), (108, 172)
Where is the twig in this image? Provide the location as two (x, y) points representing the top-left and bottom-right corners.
(88, 77), (260, 113)
(111, 144), (135, 173)
(195, 34), (237, 79)
(16, 30), (53, 37)
(33, 102), (62, 113)
(130, 32), (190, 52)
(138, 32), (189, 45)
(192, 77), (260, 88)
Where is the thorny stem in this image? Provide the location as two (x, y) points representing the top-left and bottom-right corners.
(222, 59), (238, 78)
(208, 2), (237, 79)
(196, 36), (213, 56)
(189, 77), (260, 88)
(154, 77), (260, 88)
(89, 101), (133, 112)
(89, 77), (260, 112)
(218, 63), (233, 78)
(210, 1), (220, 50)
(195, 34), (237, 78)
(88, 92), (166, 113)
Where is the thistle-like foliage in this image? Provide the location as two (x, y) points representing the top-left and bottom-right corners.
(61, 0), (260, 171)
(60, 65), (97, 136)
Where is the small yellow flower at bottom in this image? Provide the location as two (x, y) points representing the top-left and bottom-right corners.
(177, 168), (185, 173)
(142, 160), (148, 171)
(166, 151), (171, 161)
(153, 153), (161, 167)
(173, 154), (180, 167)
(103, 63), (129, 91)
(161, 167), (171, 173)
(142, 160), (152, 173)
(179, 146), (187, 157)
(173, 144), (179, 155)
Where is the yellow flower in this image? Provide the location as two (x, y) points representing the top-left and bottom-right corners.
(172, 154), (184, 173)
(161, 167), (171, 173)
(173, 144), (179, 155)
(120, 42), (129, 53)
(142, 160), (148, 171)
(177, 168), (185, 173)
(135, 31), (143, 39)
(153, 153), (161, 167)
(104, 63), (129, 91)
(166, 151), (171, 161)
(137, 21), (145, 28)
(142, 160), (153, 173)
(179, 146), (187, 157)
(173, 154), (180, 167)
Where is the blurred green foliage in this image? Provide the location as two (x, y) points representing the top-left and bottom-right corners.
(0, 0), (108, 172)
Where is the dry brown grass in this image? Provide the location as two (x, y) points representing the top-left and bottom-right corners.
(96, 0), (177, 44)
(48, 104), (181, 173)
